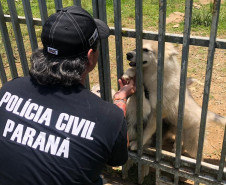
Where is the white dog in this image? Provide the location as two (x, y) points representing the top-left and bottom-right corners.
(126, 77), (195, 149)
(123, 40), (226, 158)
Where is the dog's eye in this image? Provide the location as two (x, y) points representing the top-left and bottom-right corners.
(143, 48), (149, 52)
(97, 90), (100, 93)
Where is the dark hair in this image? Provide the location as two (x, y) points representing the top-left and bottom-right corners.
(29, 41), (99, 87)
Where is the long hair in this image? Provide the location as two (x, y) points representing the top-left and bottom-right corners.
(30, 41), (99, 87)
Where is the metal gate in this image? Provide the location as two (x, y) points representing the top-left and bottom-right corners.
(0, 0), (225, 184)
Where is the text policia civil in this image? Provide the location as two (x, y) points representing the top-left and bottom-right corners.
(0, 91), (96, 158)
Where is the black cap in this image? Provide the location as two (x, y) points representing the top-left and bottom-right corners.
(41, 6), (110, 58)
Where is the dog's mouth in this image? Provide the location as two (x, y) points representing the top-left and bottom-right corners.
(129, 62), (136, 67)
(129, 61), (147, 67)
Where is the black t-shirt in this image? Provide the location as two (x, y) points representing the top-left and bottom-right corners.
(0, 76), (128, 185)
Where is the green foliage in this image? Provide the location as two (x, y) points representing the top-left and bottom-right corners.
(192, 4), (213, 27)
(0, 0), (225, 35)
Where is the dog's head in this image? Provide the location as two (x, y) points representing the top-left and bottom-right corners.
(126, 40), (178, 69)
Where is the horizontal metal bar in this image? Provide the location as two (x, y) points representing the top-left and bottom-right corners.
(142, 148), (226, 178)
(129, 150), (226, 185)
(109, 28), (226, 49)
(3, 15), (226, 49)
(4, 15), (42, 26)
(158, 178), (175, 185)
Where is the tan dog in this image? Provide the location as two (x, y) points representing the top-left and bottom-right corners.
(123, 40), (226, 158)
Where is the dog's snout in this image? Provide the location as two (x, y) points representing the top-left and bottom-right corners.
(126, 52), (133, 60)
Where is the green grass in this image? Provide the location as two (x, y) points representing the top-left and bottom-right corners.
(0, 0), (225, 35)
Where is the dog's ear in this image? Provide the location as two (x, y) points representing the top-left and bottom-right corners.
(169, 48), (178, 56)
(143, 40), (157, 56)
(165, 44), (178, 59)
(149, 41), (158, 56)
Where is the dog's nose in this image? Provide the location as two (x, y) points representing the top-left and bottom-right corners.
(126, 52), (133, 60)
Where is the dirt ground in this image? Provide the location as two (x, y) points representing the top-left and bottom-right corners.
(188, 47), (225, 165)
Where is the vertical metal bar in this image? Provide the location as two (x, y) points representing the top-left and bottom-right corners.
(113, 0), (123, 90)
(138, 163), (145, 184)
(122, 163), (129, 180)
(0, 54), (7, 84)
(92, 0), (98, 18)
(175, 0), (193, 176)
(217, 125), (226, 181)
(156, 168), (161, 185)
(54, 0), (63, 10)
(97, 52), (105, 100)
(85, 4), (90, 94)
(174, 175), (179, 185)
(73, 0), (81, 6)
(97, 0), (107, 100)
(194, 181), (200, 185)
(156, 0), (167, 183)
(195, 0), (221, 175)
(135, 1), (143, 182)
(7, 0), (29, 76)
(0, 1), (18, 78)
(92, 0), (105, 99)
(156, 0), (167, 162)
(217, 126), (226, 181)
(38, 0), (48, 25)
(135, 0), (143, 157)
(92, 0), (103, 98)
(97, 0), (112, 102)
(85, 76), (90, 90)
(22, 0), (38, 52)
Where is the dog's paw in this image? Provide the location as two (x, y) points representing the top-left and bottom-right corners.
(129, 141), (138, 151)
(121, 73), (131, 83)
(122, 68), (136, 81)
